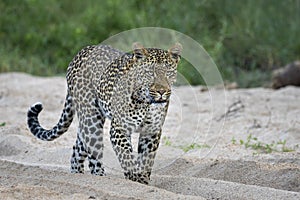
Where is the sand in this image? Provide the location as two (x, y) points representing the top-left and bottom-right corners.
(0, 72), (299, 200)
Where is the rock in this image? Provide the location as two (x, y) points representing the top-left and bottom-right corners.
(272, 61), (300, 89)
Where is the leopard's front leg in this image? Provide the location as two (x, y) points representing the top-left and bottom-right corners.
(134, 103), (168, 184)
(136, 131), (162, 184)
(110, 119), (137, 180)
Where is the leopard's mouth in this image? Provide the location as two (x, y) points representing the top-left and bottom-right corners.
(151, 99), (167, 104)
(149, 96), (169, 104)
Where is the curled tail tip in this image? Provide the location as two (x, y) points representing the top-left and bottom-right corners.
(33, 102), (43, 108)
(29, 102), (43, 112)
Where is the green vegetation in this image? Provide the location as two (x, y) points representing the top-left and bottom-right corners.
(1, 0), (299, 87)
(179, 143), (210, 153)
(162, 136), (210, 153)
(162, 136), (172, 147)
(232, 134), (298, 154)
(0, 122), (6, 127)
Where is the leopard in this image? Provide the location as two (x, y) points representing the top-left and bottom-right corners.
(27, 42), (182, 184)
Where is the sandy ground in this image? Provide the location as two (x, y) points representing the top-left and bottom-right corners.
(0, 72), (299, 200)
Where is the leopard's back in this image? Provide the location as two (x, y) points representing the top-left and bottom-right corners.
(66, 45), (124, 97)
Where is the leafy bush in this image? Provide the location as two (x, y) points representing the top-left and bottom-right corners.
(0, 0), (299, 87)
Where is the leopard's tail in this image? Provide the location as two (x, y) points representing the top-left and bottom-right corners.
(27, 94), (74, 141)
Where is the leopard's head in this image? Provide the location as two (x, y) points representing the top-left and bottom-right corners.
(131, 43), (182, 104)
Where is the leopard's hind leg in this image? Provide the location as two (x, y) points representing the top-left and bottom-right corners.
(86, 110), (106, 176)
(70, 132), (88, 173)
(71, 99), (106, 176)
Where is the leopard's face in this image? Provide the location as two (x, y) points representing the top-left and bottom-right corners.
(130, 43), (182, 104)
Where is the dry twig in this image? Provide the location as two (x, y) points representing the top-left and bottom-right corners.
(216, 98), (245, 121)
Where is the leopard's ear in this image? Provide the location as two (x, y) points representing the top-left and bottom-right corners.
(132, 42), (148, 60)
(168, 43), (182, 62)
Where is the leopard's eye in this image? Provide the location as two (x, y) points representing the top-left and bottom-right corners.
(134, 52), (144, 60)
(171, 53), (180, 60)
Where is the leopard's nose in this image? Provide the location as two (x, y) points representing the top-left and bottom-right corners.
(157, 89), (167, 96)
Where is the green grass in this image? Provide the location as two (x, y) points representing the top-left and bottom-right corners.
(232, 134), (298, 154)
(1, 0), (299, 86)
(179, 143), (210, 153)
(162, 136), (210, 153)
(162, 136), (172, 147)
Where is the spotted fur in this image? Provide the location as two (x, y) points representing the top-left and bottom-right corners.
(27, 43), (182, 184)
